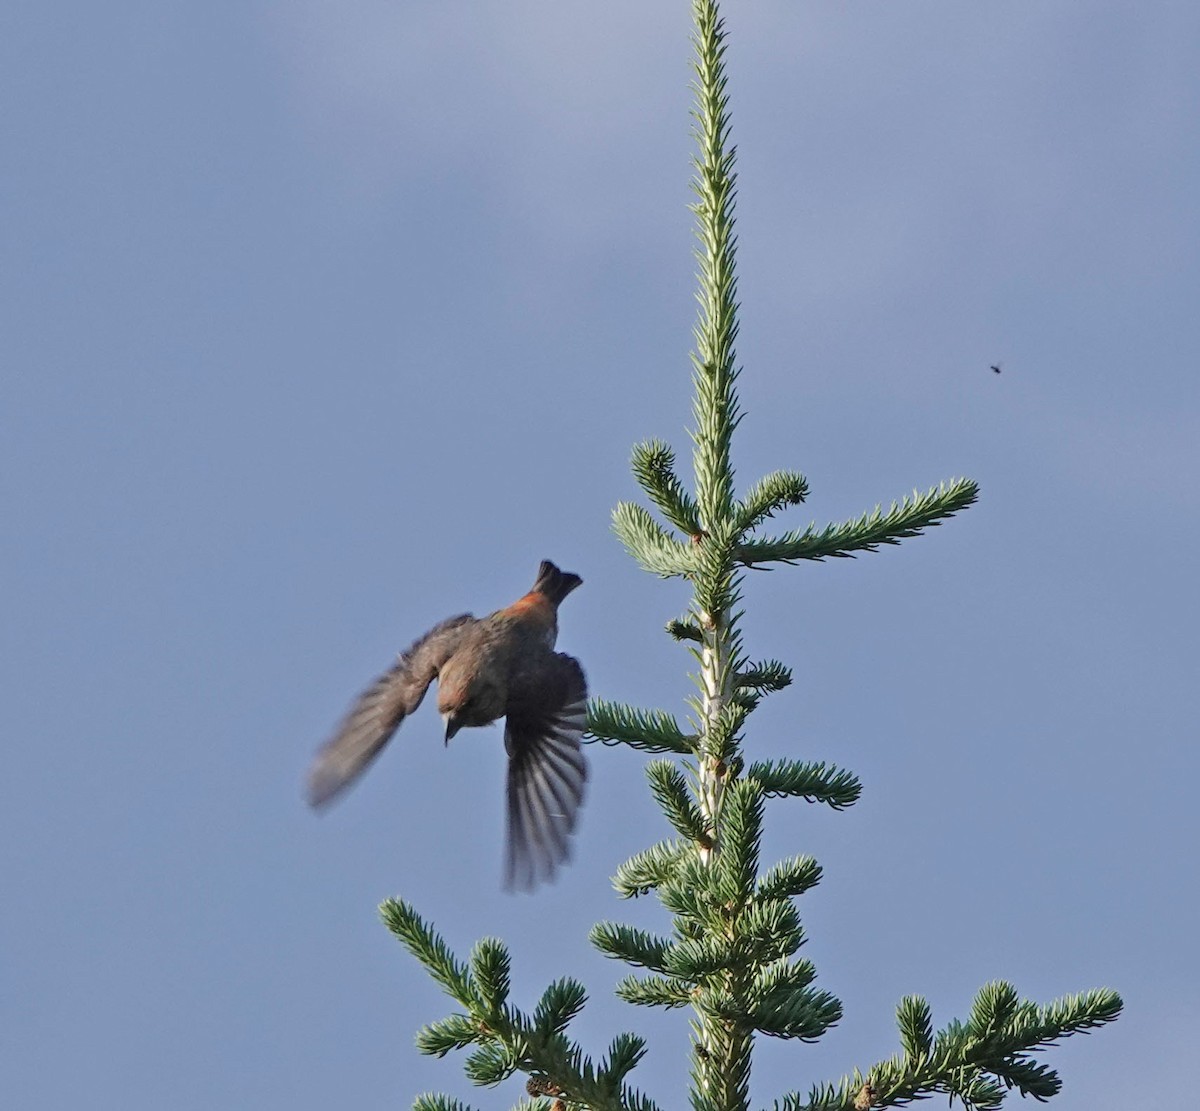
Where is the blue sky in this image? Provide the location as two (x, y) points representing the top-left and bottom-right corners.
(4, 2), (1197, 1107)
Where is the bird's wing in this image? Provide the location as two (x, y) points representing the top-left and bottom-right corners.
(306, 614), (477, 808)
(502, 652), (588, 891)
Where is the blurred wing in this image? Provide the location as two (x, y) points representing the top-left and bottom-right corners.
(503, 653), (588, 891)
(306, 614), (476, 808)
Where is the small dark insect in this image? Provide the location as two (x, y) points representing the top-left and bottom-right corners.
(990, 363), (1002, 374)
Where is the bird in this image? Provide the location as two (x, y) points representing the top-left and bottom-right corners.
(990, 363), (1002, 374)
(306, 560), (588, 891)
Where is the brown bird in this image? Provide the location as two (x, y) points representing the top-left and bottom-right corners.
(307, 561), (588, 891)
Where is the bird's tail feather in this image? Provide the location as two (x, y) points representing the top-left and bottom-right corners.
(532, 560), (582, 605)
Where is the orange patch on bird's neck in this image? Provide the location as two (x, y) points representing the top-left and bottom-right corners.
(508, 591), (554, 624)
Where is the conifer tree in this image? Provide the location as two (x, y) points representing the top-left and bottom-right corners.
(381, 3), (1121, 1107)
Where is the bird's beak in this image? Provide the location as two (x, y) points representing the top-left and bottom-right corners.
(442, 713), (461, 745)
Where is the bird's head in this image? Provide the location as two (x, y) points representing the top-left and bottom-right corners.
(437, 663), (504, 744)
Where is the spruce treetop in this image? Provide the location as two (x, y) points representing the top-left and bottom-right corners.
(382, 4), (1120, 1108)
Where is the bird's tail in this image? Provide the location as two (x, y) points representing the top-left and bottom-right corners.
(532, 560), (582, 605)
